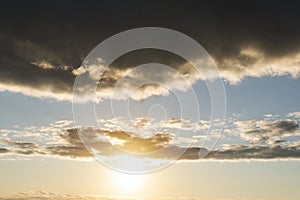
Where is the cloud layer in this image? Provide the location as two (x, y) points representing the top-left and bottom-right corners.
(0, 191), (197, 200)
(1, 113), (300, 161)
(0, 191), (135, 200)
(1, 1), (300, 101)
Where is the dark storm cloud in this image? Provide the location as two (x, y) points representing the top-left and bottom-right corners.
(1, 0), (300, 100)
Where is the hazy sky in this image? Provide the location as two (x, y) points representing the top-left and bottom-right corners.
(0, 0), (300, 199)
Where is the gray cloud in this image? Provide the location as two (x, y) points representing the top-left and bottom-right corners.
(207, 145), (300, 160)
(1, 140), (42, 155)
(0, 35), (75, 100)
(0, 147), (9, 154)
(0, 128), (90, 158)
(236, 120), (300, 144)
(1, 1), (300, 100)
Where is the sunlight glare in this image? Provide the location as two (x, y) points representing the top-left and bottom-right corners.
(113, 172), (143, 190)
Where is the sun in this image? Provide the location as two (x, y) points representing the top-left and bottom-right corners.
(113, 172), (143, 190)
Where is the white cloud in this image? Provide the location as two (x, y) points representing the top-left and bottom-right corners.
(287, 112), (300, 118)
(218, 47), (300, 84)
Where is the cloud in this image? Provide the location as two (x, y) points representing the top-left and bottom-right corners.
(0, 191), (195, 200)
(1, 1), (300, 101)
(0, 114), (299, 161)
(186, 144), (300, 160)
(1, 140), (42, 155)
(0, 147), (9, 154)
(155, 139), (300, 161)
(73, 50), (201, 101)
(216, 47), (300, 84)
(0, 127), (92, 158)
(235, 119), (300, 144)
(45, 128), (122, 158)
(287, 112), (300, 118)
(102, 130), (173, 154)
(0, 191), (136, 200)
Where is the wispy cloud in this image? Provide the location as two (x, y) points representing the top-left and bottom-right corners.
(0, 191), (135, 200)
(0, 190), (200, 200)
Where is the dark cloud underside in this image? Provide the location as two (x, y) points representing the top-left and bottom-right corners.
(1, 0), (300, 100)
(0, 147), (9, 153)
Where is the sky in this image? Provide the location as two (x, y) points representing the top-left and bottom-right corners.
(0, 0), (300, 199)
